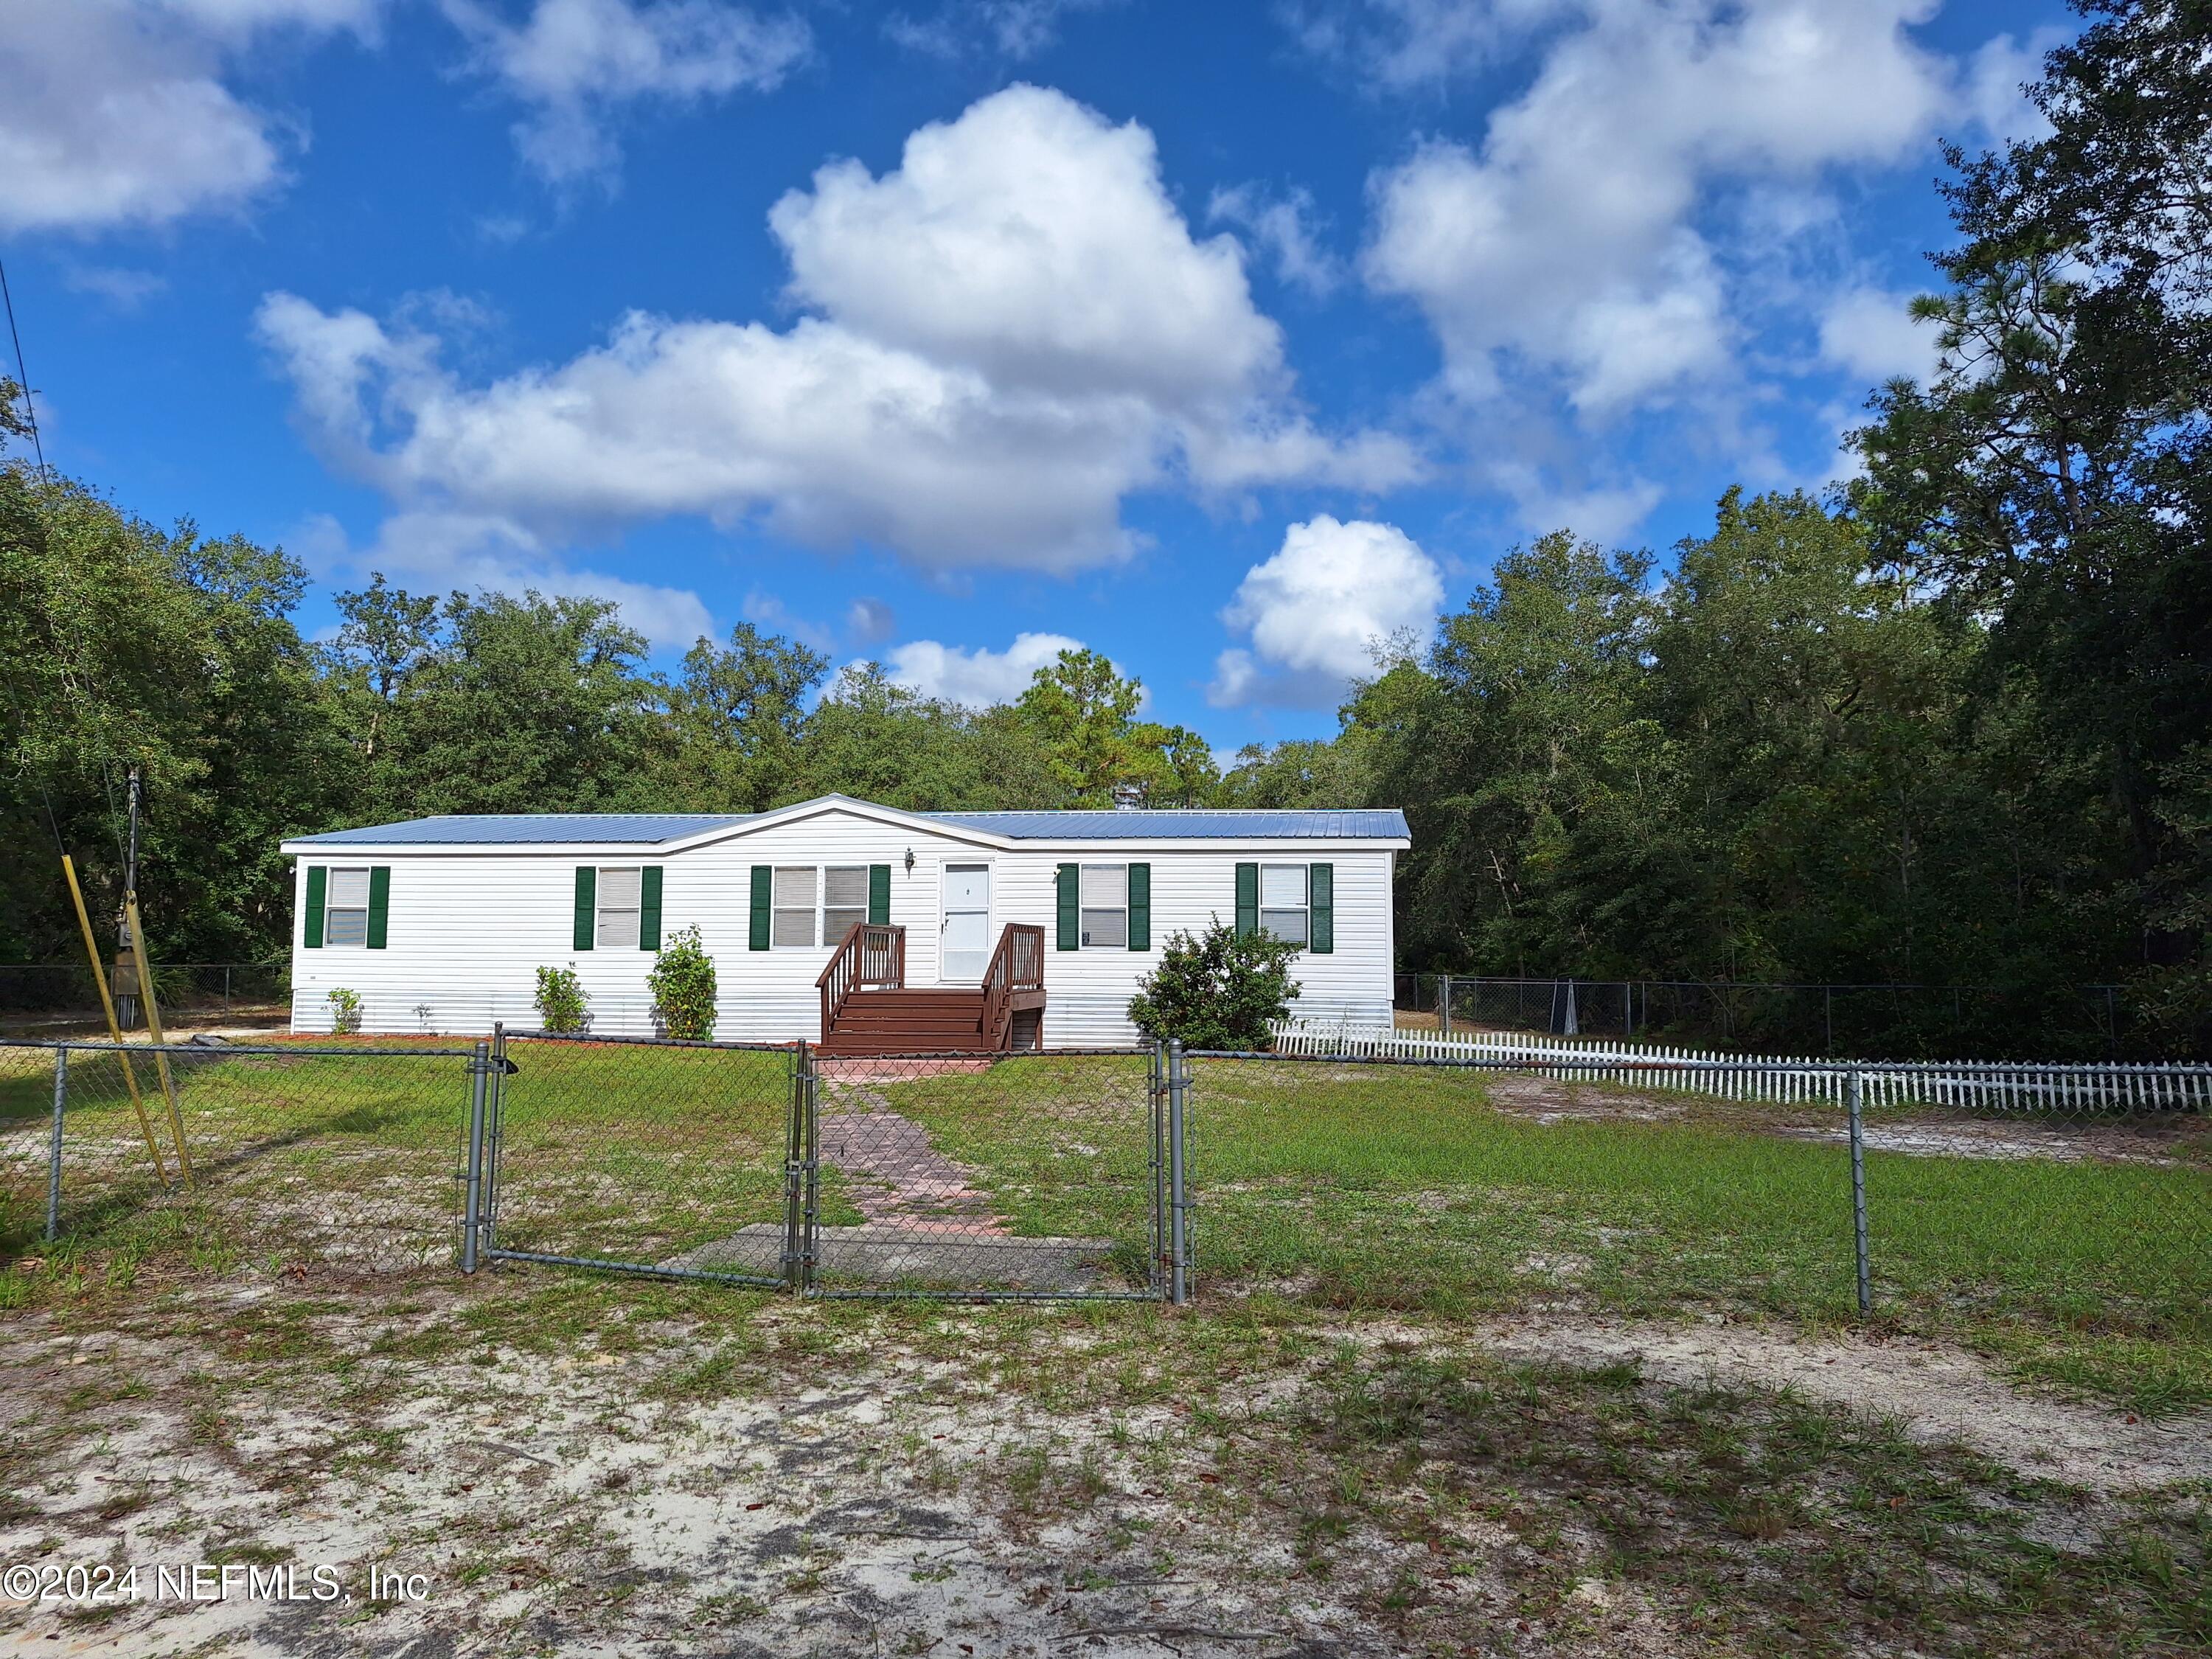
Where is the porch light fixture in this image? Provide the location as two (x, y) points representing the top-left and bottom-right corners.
(904, 848), (915, 873)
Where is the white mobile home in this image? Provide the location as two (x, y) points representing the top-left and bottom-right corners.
(279, 795), (1409, 1049)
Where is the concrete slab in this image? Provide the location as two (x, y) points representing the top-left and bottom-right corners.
(660, 1222), (1121, 1292)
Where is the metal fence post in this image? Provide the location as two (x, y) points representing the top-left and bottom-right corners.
(782, 1042), (818, 1295)
(462, 1040), (490, 1273)
(1148, 1040), (1166, 1287)
(46, 1046), (66, 1244)
(1166, 1039), (1190, 1306)
(483, 1023), (507, 1256)
(1439, 975), (1451, 1037)
(782, 1045), (804, 1293)
(801, 1044), (820, 1295)
(1847, 1068), (1871, 1315)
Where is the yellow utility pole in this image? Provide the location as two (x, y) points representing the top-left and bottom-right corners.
(60, 855), (168, 1184)
(122, 893), (193, 1186)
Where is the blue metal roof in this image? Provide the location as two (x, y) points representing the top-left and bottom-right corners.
(286, 802), (1409, 847)
(922, 809), (1411, 841)
(288, 813), (753, 846)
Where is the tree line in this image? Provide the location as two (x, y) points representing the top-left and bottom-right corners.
(1, 1), (2204, 1054)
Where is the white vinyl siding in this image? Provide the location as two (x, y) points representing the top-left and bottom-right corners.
(772, 866), (818, 947)
(1079, 864), (1127, 949)
(823, 866), (867, 946)
(595, 866), (641, 949)
(324, 867), (371, 947)
(288, 807), (1397, 1041)
(1259, 864), (1310, 946)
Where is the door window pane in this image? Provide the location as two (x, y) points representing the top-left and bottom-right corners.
(773, 866), (817, 947)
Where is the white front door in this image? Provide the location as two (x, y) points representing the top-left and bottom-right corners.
(941, 863), (991, 982)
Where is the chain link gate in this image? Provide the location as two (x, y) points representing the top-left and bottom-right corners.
(462, 1027), (1189, 1302)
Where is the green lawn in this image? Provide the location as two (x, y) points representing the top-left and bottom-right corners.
(887, 1054), (2212, 1409)
(4, 1040), (2207, 1408)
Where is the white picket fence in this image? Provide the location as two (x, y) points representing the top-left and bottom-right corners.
(1266, 1018), (2212, 1114)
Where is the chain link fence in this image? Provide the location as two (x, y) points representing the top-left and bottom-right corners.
(1394, 973), (2181, 1061)
(473, 1032), (1178, 1301)
(0, 962), (291, 1029)
(801, 1048), (1166, 1301)
(1183, 1049), (2212, 1363)
(1, 1037), (478, 1271)
(483, 1030), (797, 1287)
(10, 1028), (2206, 1388)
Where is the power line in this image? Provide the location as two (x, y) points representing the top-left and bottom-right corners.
(0, 254), (48, 476)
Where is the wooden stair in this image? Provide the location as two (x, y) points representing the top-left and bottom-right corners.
(821, 988), (988, 1055)
(817, 920), (1047, 1055)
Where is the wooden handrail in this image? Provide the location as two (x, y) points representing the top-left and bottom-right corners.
(981, 922), (1046, 1052)
(818, 922), (905, 1039)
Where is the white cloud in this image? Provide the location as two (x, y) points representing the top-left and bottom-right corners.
(299, 507), (717, 648)
(1963, 29), (2068, 147)
(1364, 1), (1958, 420)
(1284, 0), (1572, 90)
(156, 0), (383, 33)
(884, 0), (1115, 60)
(1208, 184), (1342, 296)
(739, 589), (834, 650)
(1210, 515), (1444, 707)
(883, 630), (1085, 706)
(61, 265), (169, 310)
(258, 86), (1416, 577)
(1489, 470), (1666, 544)
(0, 1), (309, 234)
(846, 597), (897, 646)
(1818, 287), (1937, 386)
(769, 86), (1279, 414)
(440, 0), (808, 185)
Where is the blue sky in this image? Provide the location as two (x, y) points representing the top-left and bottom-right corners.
(4, 0), (2075, 756)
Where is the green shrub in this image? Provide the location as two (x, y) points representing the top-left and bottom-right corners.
(326, 986), (363, 1035)
(647, 925), (717, 1040)
(1126, 919), (1301, 1051)
(534, 964), (591, 1034)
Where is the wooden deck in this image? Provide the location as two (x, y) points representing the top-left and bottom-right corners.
(817, 922), (1046, 1054)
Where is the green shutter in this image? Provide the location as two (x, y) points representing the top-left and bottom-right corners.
(867, 863), (891, 926)
(573, 866), (596, 951)
(303, 866), (326, 949)
(1127, 863), (1150, 951)
(366, 866), (391, 950)
(639, 866), (663, 951)
(1056, 863), (1079, 950)
(1234, 862), (1258, 938)
(749, 866), (772, 951)
(1310, 863), (1333, 954)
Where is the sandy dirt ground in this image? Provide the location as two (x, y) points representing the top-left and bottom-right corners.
(3, 1276), (2204, 1659)
(1479, 1073), (2210, 1165)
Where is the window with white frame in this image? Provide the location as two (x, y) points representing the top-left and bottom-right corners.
(324, 867), (371, 947)
(1259, 864), (1310, 945)
(773, 866), (818, 947)
(823, 866), (868, 945)
(1080, 863), (1127, 948)
(596, 867), (642, 948)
